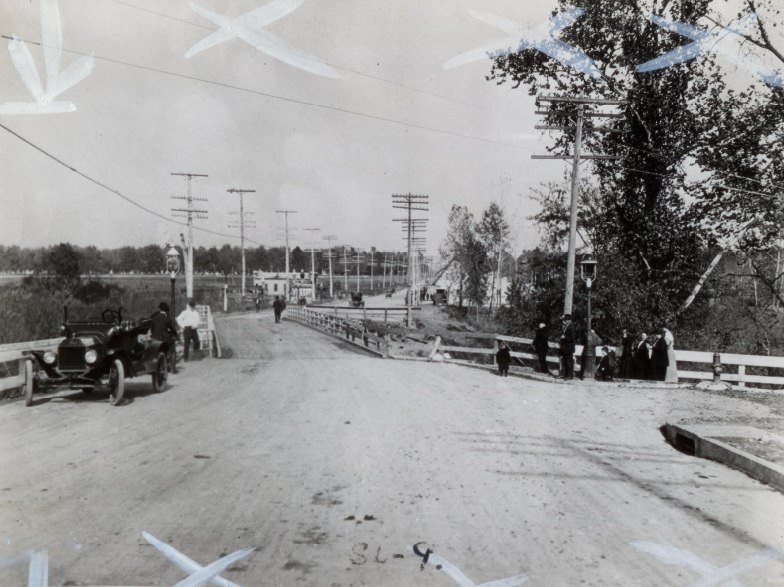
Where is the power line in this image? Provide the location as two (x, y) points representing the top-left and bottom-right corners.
(0, 121), (261, 245)
(0, 34), (533, 153)
(104, 0), (522, 119)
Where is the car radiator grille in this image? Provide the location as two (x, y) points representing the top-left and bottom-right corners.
(59, 347), (86, 371)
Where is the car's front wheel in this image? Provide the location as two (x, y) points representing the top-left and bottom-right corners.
(151, 352), (167, 393)
(108, 358), (125, 406)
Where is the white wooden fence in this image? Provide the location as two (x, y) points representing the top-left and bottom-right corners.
(0, 338), (61, 395)
(304, 304), (414, 324)
(433, 333), (784, 388)
(285, 306), (389, 357)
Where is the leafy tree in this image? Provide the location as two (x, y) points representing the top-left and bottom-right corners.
(44, 243), (81, 281)
(477, 202), (510, 311)
(487, 0), (760, 333)
(439, 205), (475, 308)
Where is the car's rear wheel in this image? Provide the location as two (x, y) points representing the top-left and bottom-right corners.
(23, 359), (35, 407)
(108, 358), (125, 406)
(151, 352), (167, 393)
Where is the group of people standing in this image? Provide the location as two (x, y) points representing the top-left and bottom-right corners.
(617, 328), (678, 382)
(521, 315), (678, 382)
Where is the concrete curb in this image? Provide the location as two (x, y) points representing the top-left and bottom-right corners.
(661, 423), (784, 494)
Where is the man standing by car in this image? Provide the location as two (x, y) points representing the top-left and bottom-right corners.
(150, 302), (179, 373)
(177, 299), (201, 362)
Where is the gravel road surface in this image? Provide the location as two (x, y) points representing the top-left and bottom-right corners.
(1, 311), (783, 586)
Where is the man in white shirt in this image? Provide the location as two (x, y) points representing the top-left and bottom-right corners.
(176, 299), (201, 362)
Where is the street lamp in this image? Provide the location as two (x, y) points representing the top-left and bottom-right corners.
(166, 245), (180, 318)
(580, 254), (598, 379)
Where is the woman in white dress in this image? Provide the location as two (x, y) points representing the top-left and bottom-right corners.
(663, 326), (678, 383)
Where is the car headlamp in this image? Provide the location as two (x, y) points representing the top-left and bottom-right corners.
(43, 351), (57, 365)
(84, 349), (98, 364)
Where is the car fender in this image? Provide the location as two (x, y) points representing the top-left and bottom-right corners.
(140, 340), (167, 372)
(103, 350), (132, 377)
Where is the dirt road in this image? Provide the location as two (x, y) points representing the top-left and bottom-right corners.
(1, 311), (783, 586)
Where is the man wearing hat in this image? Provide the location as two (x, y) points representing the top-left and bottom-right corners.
(533, 322), (550, 375)
(150, 301), (179, 373)
(559, 314), (576, 379)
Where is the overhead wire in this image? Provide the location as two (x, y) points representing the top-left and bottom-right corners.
(0, 33), (534, 152)
(105, 0), (526, 119)
(0, 122), (263, 246)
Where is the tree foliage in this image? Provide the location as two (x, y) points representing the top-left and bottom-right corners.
(488, 0), (783, 340)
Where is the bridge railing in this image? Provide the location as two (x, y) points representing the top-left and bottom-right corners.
(431, 333), (784, 388)
(0, 338), (62, 397)
(304, 304), (415, 324)
(284, 306), (389, 357)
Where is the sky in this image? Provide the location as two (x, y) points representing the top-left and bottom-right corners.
(0, 0), (780, 259)
(0, 0), (565, 257)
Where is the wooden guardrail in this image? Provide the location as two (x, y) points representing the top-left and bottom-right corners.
(0, 338), (62, 396)
(431, 333), (784, 388)
(304, 304), (417, 324)
(284, 306), (389, 357)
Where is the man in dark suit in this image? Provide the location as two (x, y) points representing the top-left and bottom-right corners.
(150, 302), (178, 373)
(533, 322), (550, 375)
(559, 314), (576, 379)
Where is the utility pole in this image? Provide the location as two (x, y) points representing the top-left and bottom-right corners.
(532, 95), (624, 316)
(352, 252), (364, 292)
(343, 246), (349, 292)
(227, 188), (256, 297)
(276, 209), (296, 299)
(393, 193), (429, 327)
(304, 227), (320, 302)
(322, 235), (337, 298)
(370, 247), (376, 292)
(171, 172), (208, 299)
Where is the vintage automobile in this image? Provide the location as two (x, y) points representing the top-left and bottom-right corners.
(23, 306), (170, 406)
(349, 292), (365, 308)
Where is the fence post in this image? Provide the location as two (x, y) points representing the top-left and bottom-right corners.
(384, 308), (388, 324)
(738, 364), (746, 388)
(712, 352), (722, 383)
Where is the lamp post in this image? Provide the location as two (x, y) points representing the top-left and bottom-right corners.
(580, 254), (598, 379)
(166, 245), (180, 317)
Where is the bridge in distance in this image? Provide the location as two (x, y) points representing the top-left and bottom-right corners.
(0, 310), (782, 586)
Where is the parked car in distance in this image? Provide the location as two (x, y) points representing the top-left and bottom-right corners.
(349, 292), (365, 308)
(23, 306), (170, 406)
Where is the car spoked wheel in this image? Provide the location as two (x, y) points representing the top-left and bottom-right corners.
(108, 358), (125, 406)
(23, 359), (35, 407)
(152, 352), (167, 393)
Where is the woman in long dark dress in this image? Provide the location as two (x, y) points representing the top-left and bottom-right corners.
(632, 333), (651, 380)
(619, 329), (634, 379)
(649, 332), (670, 382)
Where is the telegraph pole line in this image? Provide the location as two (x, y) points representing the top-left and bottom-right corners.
(171, 172), (208, 299)
(351, 252), (364, 292)
(322, 235), (337, 298)
(227, 188), (256, 296)
(304, 227), (320, 302)
(532, 95), (624, 316)
(392, 193), (429, 327)
(343, 246), (349, 292)
(276, 210), (297, 275)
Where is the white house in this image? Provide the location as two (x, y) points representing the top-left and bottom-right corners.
(252, 270), (315, 302)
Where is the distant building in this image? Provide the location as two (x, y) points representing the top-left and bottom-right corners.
(252, 270), (315, 302)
